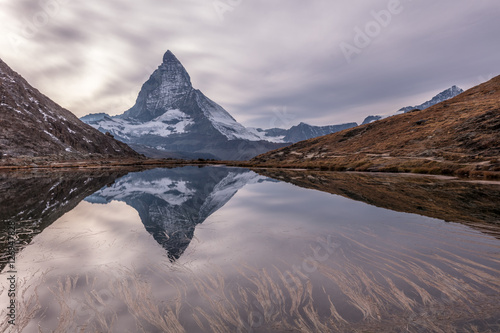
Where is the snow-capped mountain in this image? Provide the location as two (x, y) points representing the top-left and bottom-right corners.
(0, 58), (139, 160)
(86, 166), (270, 261)
(81, 51), (286, 160)
(398, 85), (464, 113)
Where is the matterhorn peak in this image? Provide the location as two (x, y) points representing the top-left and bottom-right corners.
(121, 50), (193, 121)
(82, 50), (287, 160)
(163, 50), (180, 64)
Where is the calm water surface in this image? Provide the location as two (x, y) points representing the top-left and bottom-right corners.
(1, 166), (499, 332)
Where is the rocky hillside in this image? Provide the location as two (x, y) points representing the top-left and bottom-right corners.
(0, 58), (140, 161)
(252, 76), (500, 178)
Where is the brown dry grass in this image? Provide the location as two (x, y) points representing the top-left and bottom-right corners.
(249, 75), (500, 179)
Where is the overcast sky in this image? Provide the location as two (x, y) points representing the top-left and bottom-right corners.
(0, 0), (498, 128)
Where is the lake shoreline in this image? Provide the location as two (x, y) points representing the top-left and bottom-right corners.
(1, 156), (500, 181)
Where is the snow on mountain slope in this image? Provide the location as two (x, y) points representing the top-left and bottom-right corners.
(246, 127), (286, 143)
(86, 109), (194, 141)
(192, 89), (261, 141)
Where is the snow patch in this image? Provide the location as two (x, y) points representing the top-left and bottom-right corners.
(39, 108), (57, 122)
(91, 110), (194, 140)
(247, 127), (285, 143)
(43, 130), (60, 142)
(193, 91), (262, 141)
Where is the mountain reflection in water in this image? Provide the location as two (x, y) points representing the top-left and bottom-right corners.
(85, 166), (270, 260)
(0, 167), (499, 333)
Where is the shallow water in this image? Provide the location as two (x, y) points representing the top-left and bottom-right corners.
(1, 166), (499, 332)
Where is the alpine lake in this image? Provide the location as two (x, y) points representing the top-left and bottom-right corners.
(1, 166), (499, 332)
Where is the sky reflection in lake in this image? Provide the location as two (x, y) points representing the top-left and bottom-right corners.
(1, 166), (499, 332)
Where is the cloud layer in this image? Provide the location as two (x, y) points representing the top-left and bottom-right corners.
(0, 0), (498, 128)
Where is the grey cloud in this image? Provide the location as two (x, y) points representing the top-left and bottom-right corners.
(0, 0), (498, 128)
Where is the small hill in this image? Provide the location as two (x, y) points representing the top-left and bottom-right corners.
(0, 58), (140, 162)
(252, 76), (500, 178)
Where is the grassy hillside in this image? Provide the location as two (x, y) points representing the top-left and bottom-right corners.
(251, 75), (500, 178)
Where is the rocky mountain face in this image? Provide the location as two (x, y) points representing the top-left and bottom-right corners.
(86, 166), (269, 261)
(254, 122), (358, 143)
(361, 115), (382, 125)
(0, 58), (139, 160)
(252, 76), (500, 177)
(398, 85), (464, 113)
(81, 51), (287, 160)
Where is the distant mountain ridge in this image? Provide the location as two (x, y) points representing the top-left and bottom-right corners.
(0, 58), (139, 160)
(358, 85), (464, 126)
(252, 122), (358, 143)
(398, 85), (464, 113)
(361, 115), (382, 125)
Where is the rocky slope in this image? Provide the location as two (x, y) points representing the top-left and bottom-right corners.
(0, 58), (140, 161)
(252, 76), (500, 177)
(82, 51), (287, 160)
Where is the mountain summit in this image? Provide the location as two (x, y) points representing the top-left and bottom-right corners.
(82, 51), (286, 160)
(123, 50), (193, 121)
